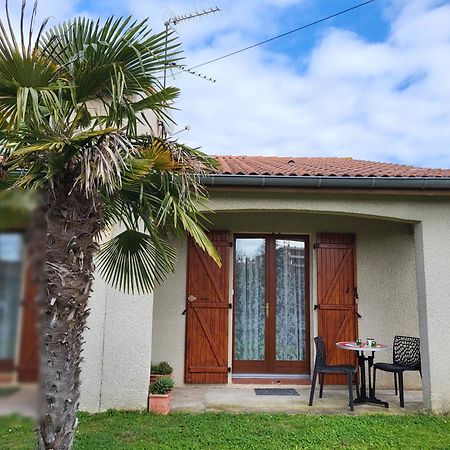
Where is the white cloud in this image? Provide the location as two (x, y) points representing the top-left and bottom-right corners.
(124, 0), (307, 49)
(7, 0), (450, 168)
(164, 0), (450, 168)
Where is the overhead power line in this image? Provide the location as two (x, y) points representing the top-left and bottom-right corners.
(185, 0), (376, 72)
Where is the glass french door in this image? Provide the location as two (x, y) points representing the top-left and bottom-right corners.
(233, 235), (310, 374)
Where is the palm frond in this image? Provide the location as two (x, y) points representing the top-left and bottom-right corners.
(96, 229), (177, 294)
(76, 132), (137, 197)
(41, 17), (183, 133)
(0, 2), (66, 130)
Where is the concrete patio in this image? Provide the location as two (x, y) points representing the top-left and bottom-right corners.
(0, 384), (424, 417)
(0, 384), (37, 418)
(172, 385), (424, 415)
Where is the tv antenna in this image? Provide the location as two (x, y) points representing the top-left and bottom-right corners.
(168, 62), (217, 83)
(165, 6), (220, 27)
(163, 6), (220, 89)
(172, 125), (191, 136)
(159, 6), (220, 138)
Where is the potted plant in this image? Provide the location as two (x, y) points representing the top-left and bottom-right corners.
(148, 377), (174, 415)
(150, 361), (173, 384)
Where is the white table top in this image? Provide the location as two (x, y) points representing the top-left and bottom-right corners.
(336, 341), (390, 352)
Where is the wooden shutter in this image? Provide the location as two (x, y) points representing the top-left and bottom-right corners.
(185, 231), (230, 384)
(18, 262), (39, 382)
(316, 233), (358, 384)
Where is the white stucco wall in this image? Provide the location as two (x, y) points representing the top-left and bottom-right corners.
(79, 224), (154, 413)
(80, 280), (154, 412)
(152, 239), (188, 387)
(79, 274), (107, 412)
(414, 218), (450, 412)
(152, 190), (450, 411)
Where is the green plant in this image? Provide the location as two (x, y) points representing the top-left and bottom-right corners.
(150, 377), (174, 395)
(0, 3), (219, 448)
(151, 361), (173, 375)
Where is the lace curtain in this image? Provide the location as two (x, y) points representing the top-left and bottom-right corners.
(275, 240), (306, 361)
(234, 239), (265, 360)
(234, 238), (306, 362)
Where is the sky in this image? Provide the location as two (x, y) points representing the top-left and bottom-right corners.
(9, 0), (450, 167)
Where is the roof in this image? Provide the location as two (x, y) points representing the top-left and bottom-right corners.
(212, 156), (450, 178)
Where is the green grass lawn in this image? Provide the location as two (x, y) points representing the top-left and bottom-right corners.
(1, 412), (449, 450)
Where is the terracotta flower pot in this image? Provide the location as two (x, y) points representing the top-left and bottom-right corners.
(148, 393), (172, 415)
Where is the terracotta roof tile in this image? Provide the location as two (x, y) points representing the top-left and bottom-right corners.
(212, 156), (450, 178)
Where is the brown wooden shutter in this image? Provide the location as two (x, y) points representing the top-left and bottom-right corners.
(185, 231), (230, 384)
(18, 262), (39, 382)
(316, 233), (358, 384)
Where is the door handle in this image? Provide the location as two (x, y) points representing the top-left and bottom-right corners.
(187, 294), (197, 303)
(314, 304), (320, 311)
(265, 302), (269, 318)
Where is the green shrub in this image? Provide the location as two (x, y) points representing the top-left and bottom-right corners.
(151, 361), (173, 375)
(150, 377), (174, 395)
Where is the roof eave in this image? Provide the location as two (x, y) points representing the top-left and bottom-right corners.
(200, 175), (450, 190)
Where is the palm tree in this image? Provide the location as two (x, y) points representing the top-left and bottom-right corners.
(0, 3), (219, 449)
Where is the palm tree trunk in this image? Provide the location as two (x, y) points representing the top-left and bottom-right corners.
(37, 177), (102, 450)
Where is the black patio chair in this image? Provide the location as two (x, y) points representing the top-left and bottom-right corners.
(308, 336), (358, 411)
(373, 335), (421, 407)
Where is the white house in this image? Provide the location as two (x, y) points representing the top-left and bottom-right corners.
(2, 155), (450, 413)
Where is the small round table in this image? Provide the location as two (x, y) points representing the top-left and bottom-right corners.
(336, 341), (390, 408)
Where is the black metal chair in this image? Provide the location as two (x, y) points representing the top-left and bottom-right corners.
(308, 336), (358, 411)
(373, 335), (421, 407)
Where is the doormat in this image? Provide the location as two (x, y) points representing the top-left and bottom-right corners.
(254, 388), (299, 396)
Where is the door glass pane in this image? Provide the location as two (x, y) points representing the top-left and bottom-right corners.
(0, 233), (24, 360)
(275, 239), (306, 361)
(234, 238), (265, 360)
